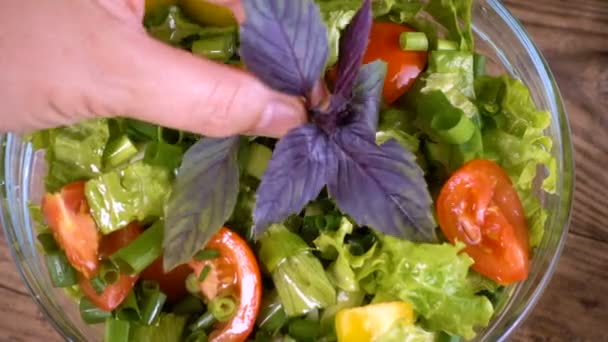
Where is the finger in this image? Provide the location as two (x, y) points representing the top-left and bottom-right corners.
(105, 32), (305, 137)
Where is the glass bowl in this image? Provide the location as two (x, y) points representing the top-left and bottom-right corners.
(0, 0), (574, 341)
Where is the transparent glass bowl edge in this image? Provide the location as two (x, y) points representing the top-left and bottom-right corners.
(0, 0), (575, 341)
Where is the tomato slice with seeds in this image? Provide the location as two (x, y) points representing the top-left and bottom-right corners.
(437, 159), (530, 285)
(362, 22), (427, 104)
(189, 227), (262, 342)
(80, 223), (142, 311)
(42, 182), (100, 278)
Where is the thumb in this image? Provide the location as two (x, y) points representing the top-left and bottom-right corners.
(110, 32), (306, 138)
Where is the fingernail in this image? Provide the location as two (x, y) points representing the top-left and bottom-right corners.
(254, 97), (305, 137)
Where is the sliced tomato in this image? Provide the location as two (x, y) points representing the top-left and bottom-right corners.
(189, 227), (262, 342)
(80, 223), (143, 311)
(437, 159), (530, 285)
(42, 182), (100, 278)
(362, 22), (427, 104)
(141, 258), (192, 304)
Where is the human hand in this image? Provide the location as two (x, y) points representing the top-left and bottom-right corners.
(0, 0), (305, 137)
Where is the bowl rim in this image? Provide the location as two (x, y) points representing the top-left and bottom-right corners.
(481, 0), (575, 340)
(0, 0), (576, 341)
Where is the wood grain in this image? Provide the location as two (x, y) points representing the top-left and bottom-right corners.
(0, 0), (607, 341)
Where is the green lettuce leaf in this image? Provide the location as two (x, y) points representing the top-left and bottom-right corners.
(316, 0), (423, 66)
(427, 51), (475, 100)
(405, 50), (483, 174)
(377, 107), (421, 153)
(376, 320), (436, 342)
(357, 235), (494, 339)
(27, 119), (110, 192)
(317, 2), (356, 67)
(130, 313), (186, 342)
(85, 161), (172, 234)
(476, 75), (556, 246)
(314, 218), (379, 291)
(425, 0), (473, 51)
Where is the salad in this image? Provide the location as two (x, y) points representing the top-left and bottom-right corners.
(27, 0), (556, 341)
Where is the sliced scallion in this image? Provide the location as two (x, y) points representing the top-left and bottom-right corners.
(45, 252), (78, 288)
(208, 296), (237, 322)
(399, 32), (429, 51)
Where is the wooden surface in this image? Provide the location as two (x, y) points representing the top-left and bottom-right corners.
(1, 0), (607, 341)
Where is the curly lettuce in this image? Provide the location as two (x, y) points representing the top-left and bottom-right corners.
(26, 119), (110, 192)
(85, 161), (172, 234)
(360, 236), (494, 339)
(476, 75), (556, 246)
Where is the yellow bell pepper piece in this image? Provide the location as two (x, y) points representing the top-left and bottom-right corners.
(335, 302), (415, 342)
(178, 0), (237, 27)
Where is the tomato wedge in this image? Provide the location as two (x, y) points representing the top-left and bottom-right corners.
(437, 159), (530, 285)
(42, 182), (100, 278)
(141, 258), (192, 304)
(362, 22), (427, 104)
(189, 227), (262, 342)
(80, 223), (143, 311)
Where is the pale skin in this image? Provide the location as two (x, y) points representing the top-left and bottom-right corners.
(0, 0), (305, 137)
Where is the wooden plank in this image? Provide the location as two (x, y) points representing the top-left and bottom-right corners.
(512, 234), (608, 341)
(0, 1), (606, 341)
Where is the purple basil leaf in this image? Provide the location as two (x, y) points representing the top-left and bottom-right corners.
(240, 0), (329, 96)
(254, 124), (335, 233)
(332, 0), (373, 98)
(163, 137), (240, 270)
(327, 122), (437, 242)
(352, 61), (388, 131)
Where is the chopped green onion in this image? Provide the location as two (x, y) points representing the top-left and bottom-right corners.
(245, 143), (273, 180)
(144, 141), (183, 171)
(283, 214), (304, 232)
(104, 135), (138, 169)
(186, 273), (200, 294)
(111, 221), (163, 274)
(173, 295), (205, 316)
(185, 330), (209, 342)
(79, 297), (111, 324)
(116, 291), (141, 322)
(198, 265), (212, 282)
(45, 252), (78, 288)
(209, 296), (237, 322)
(193, 249), (220, 261)
(100, 260), (120, 285)
(474, 53), (487, 78)
(126, 119), (158, 142)
(288, 319), (320, 342)
(259, 225), (336, 317)
(257, 291), (288, 335)
(37, 232), (58, 253)
(157, 126), (183, 145)
(437, 39), (459, 51)
(191, 34), (236, 62)
(140, 289), (167, 325)
(189, 311), (216, 332)
(304, 202), (324, 217)
(258, 224), (310, 273)
(104, 318), (130, 342)
(430, 111), (476, 145)
(399, 32), (429, 51)
(90, 276), (107, 295)
(141, 280), (160, 297)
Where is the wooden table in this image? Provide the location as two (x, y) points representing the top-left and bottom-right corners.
(1, 0), (607, 341)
